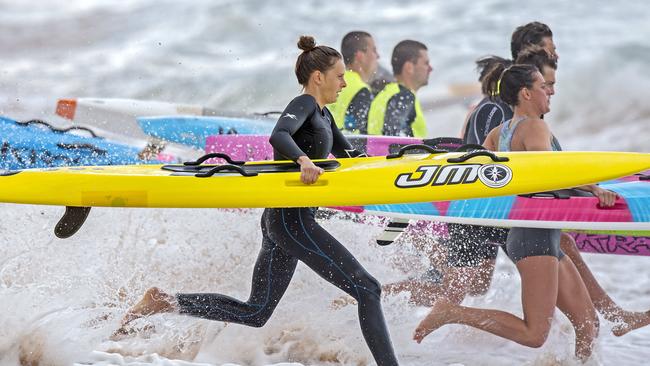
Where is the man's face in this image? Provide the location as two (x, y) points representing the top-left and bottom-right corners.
(411, 49), (433, 89)
(359, 36), (379, 77)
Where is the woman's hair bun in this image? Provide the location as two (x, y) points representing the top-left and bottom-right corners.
(297, 35), (316, 52)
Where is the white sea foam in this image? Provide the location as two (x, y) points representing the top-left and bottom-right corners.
(1, 204), (649, 365)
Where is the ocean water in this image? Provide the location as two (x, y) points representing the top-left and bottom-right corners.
(1, 0), (650, 365)
(1, 206), (649, 366)
(1, 0), (649, 151)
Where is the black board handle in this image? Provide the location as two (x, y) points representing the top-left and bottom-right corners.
(195, 164), (258, 177)
(447, 150), (509, 163)
(184, 153), (245, 166)
(386, 144), (447, 159)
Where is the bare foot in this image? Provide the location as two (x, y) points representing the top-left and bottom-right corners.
(111, 287), (176, 338)
(611, 310), (650, 337)
(413, 299), (457, 343)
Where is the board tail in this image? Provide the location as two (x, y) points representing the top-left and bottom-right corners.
(376, 218), (410, 246)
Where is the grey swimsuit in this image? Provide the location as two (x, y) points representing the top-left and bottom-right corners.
(499, 118), (565, 262)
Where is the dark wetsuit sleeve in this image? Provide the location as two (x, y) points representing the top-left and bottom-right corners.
(329, 110), (354, 158)
(269, 95), (314, 161)
(346, 88), (372, 134)
(383, 91), (416, 136)
(464, 98), (513, 145)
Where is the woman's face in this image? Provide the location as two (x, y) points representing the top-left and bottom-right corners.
(320, 59), (347, 104)
(541, 65), (556, 97)
(527, 71), (551, 114)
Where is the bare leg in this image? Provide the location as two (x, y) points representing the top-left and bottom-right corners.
(413, 256), (559, 349)
(554, 256), (599, 361)
(560, 233), (650, 336)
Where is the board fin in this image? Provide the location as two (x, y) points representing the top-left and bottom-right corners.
(376, 218), (410, 246)
(55, 206), (92, 239)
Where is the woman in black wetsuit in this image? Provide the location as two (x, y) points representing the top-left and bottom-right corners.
(117, 35), (399, 366)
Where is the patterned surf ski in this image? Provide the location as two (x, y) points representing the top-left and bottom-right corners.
(361, 175), (650, 231)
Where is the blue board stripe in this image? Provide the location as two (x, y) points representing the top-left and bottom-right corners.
(366, 202), (440, 215)
(601, 182), (650, 222)
(366, 196), (517, 219)
(446, 196), (517, 219)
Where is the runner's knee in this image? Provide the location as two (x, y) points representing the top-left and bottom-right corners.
(241, 309), (276, 328)
(352, 270), (382, 300)
(523, 332), (549, 348)
(521, 324), (552, 348)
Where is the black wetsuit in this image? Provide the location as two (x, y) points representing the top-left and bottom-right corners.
(446, 96), (513, 267)
(384, 85), (418, 137)
(346, 88), (373, 134)
(176, 94), (398, 366)
(463, 96), (513, 145)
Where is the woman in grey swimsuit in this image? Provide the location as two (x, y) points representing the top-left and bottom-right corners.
(413, 64), (603, 361)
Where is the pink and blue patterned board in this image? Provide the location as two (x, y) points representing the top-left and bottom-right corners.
(362, 177), (650, 232)
(343, 171), (650, 256)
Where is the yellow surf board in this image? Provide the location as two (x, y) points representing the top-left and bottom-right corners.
(0, 151), (649, 209)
